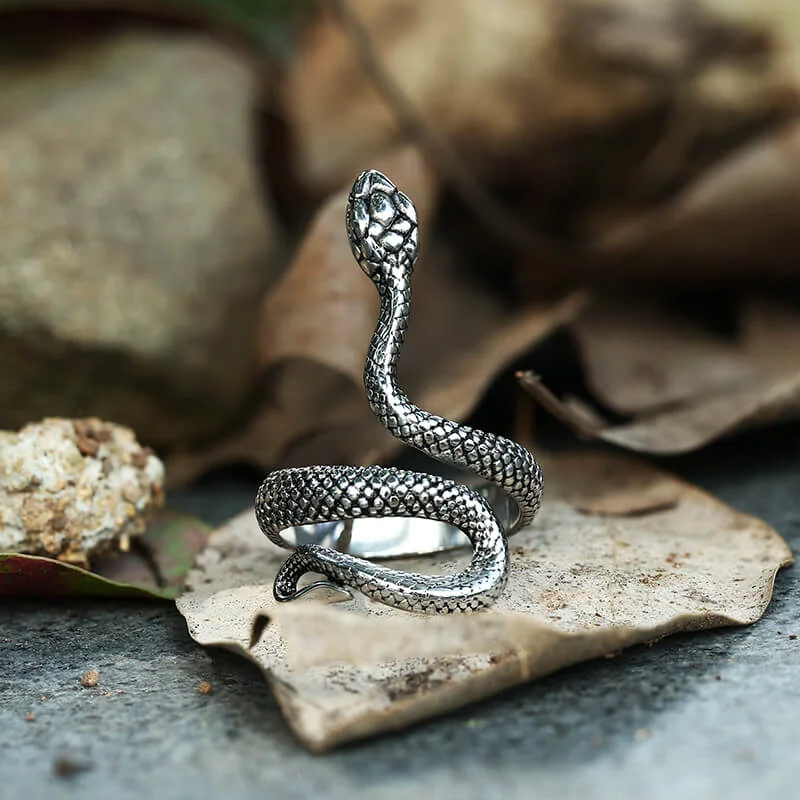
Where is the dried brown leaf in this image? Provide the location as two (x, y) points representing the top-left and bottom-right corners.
(520, 370), (800, 455)
(277, 0), (800, 280)
(287, 0), (797, 197)
(519, 296), (800, 455)
(740, 297), (800, 377)
(590, 121), (800, 280)
(176, 452), (791, 751)
(259, 147), (439, 383)
(283, 291), (588, 470)
(571, 299), (759, 415)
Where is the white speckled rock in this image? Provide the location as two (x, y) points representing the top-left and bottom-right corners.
(0, 418), (165, 565)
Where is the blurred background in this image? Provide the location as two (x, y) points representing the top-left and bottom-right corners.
(3, 0), (800, 500)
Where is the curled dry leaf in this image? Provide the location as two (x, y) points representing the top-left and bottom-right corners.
(519, 296), (800, 455)
(740, 296), (800, 377)
(278, 0), (800, 284)
(259, 147), (439, 385)
(590, 122), (800, 280)
(571, 299), (759, 415)
(166, 147), (584, 486)
(176, 452), (791, 751)
(520, 370), (800, 455)
(287, 0), (797, 194)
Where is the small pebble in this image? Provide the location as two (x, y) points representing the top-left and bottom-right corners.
(198, 680), (213, 695)
(53, 757), (90, 779)
(81, 669), (100, 688)
(25, 712), (36, 722)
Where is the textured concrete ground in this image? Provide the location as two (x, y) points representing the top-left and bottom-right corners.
(1, 428), (799, 800)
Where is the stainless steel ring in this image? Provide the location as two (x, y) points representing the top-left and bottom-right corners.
(255, 169), (544, 614)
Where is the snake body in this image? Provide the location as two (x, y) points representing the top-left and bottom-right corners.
(255, 169), (543, 613)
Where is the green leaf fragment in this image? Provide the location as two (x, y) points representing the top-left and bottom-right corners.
(0, 509), (210, 600)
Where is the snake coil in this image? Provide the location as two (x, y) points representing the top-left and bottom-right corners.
(255, 170), (543, 613)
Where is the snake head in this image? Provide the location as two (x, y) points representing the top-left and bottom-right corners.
(345, 169), (419, 285)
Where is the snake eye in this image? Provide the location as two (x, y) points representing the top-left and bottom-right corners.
(369, 190), (395, 226)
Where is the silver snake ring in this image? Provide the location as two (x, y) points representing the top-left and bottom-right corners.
(255, 169), (543, 613)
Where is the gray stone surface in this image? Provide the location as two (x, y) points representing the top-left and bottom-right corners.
(1, 428), (799, 800)
(0, 26), (276, 446)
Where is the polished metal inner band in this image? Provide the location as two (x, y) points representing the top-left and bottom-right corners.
(272, 479), (521, 560)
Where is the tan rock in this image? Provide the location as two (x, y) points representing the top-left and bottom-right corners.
(0, 418), (164, 565)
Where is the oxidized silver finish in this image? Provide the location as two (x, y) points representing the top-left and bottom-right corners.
(255, 169), (544, 613)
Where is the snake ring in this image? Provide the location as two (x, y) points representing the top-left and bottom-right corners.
(255, 169), (543, 613)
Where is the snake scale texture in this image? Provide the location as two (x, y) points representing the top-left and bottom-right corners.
(255, 169), (543, 613)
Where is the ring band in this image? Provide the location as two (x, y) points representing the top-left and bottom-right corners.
(271, 478), (521, 559)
